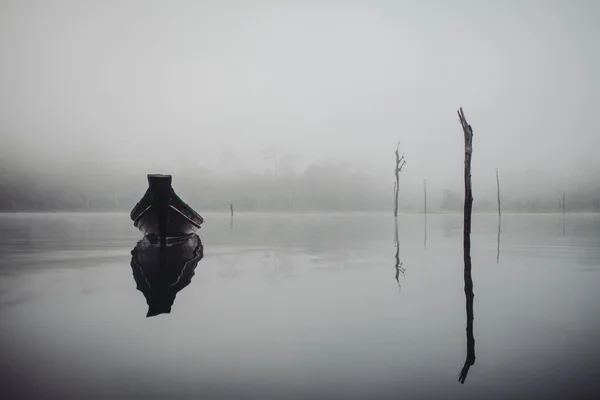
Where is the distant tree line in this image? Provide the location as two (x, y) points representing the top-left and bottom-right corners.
(0, 160), (392, 212)
(440, 188), (600, 213)
(1, 159), (599, 213)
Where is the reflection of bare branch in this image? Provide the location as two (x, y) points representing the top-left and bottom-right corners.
(497, 218), (501, 264)
(394, 254), (405, 292)
(393, 216), (405, 292)
(458, 281), (476, 383)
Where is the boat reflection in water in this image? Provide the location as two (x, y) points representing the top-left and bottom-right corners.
(130, 234), (204, 317)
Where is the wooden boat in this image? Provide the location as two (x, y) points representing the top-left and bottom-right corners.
(130, 174), (204, 242)
(130, 234), (204, 317)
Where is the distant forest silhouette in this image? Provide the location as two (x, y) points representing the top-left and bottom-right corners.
(1, 160), (599, 213)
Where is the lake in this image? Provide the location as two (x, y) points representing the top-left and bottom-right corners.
(0, 212), (599, 399)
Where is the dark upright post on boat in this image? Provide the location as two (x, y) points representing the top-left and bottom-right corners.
(457, 107), (475, 383)
(148, 174), (172, 247)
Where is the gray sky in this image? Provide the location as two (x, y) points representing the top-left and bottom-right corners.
(1, 0), (599, 190)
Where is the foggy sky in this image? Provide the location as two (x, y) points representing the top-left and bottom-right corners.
(1, 0), (599, 191)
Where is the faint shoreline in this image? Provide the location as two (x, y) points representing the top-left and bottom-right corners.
(0, 210), (597, 215)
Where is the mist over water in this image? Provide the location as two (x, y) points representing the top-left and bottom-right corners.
(1, 0), (600, 212)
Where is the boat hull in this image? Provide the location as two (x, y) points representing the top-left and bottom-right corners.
(130, 174), (204, 240)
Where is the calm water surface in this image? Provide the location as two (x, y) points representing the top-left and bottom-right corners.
(0, 212), (599, 399)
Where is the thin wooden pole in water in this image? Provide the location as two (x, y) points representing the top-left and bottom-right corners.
(458, 107), (474, 253)
(559, 198), (562, 212)
(393, 141), (406, 217)
(562, 192), (566, 235)
(393, 181), (397, 219)
(496, 168), (501, 264)
(424, 179), (427, 249)
(115, 184), (119, 212)
(230, 203), (234, 217)
(457, 107), (475, 383)
(423, 179), (427, 216)
(496, 169), (501, 218)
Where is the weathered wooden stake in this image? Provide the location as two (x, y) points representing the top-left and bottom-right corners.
(457, 107), (475, 384)
(230, 203), (234, 217)
(115, 184), (119, 212)
(496, 168), (501, 264)
(423, 179), (427, 215)
(424, 179), (427, 249)
(496, 169), (501, 218)
(393, 141), (406, 217)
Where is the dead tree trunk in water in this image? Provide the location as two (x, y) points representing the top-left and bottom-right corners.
(423, 179), (427, 215)
(496, 168), (501, 264)
(114, 184), (119, 212)
(424, 179), (427, 249)
(458, 108), (474, 249)
(393, 142), (406, 217)
(496, 169), (501, 218)
(457, 107), (475, 383)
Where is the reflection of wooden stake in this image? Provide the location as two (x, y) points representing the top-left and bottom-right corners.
(393, 216), (404, 292)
